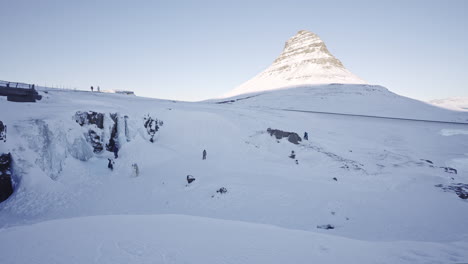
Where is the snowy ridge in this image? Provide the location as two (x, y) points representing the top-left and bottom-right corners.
(225, 30), (366, 97)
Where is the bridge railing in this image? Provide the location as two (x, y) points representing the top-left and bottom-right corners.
(0, 80), (34, 89)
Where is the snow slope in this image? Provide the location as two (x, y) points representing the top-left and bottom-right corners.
(216, 84), (468, 123)
(430, 97), (468, 111)
(225, 30), (367, 97)
(1, 86), (468, 263)
(1, 214), (467, 264)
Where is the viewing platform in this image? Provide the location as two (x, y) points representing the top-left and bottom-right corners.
(0, 80), (42, 102)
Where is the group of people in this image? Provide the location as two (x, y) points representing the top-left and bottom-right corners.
(105, 141), (139, 178)
(90, 86), (101, 92)
(105, 132), (306, 174)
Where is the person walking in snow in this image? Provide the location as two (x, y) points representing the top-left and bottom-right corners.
(97, 86), (100, 92)
(107, 158), (114, 170)
(289, 150), (296, 159)
(91, 86), (94, 92)
(113, 145), (119, 159)
(304, 132), (308, 140)
(202, 149), (207, 160)
(131, 163), (139, 177)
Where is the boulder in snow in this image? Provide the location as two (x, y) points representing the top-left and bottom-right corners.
(317, 224), (335, 230)
(216, 187), (228, 194)
(267, 128), (302, 144)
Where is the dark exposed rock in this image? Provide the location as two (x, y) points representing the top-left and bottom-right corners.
(187, 175), (195, 184)
(333, 177), (338, 181)
(143, 115), (161, 143)
(106, 113), (119, 152)
(124, 115), (130, 142)
(74, 111), (104, 129)
(317, 224), (335, 230)
(87, 130), (103, 153)
(440, 167), (457, 174)
(0, 121), (6, 142)
(267, 128), (302, 144)
(216, 187), (228, 194)
(0, 153), (13, 203)
(421, 159), (433, 164)
(435, 183), (468, 199)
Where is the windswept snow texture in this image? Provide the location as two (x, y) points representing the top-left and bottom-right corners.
(225, 30), (366, 97)
(1, 85), (468, 263)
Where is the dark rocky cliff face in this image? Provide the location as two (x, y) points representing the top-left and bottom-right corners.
(0, 153), (13, 203)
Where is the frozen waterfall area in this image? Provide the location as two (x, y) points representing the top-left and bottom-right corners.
(1, 84), (468, 263)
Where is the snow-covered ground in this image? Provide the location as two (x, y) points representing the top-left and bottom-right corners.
(1, 85), (468, 263)
(430, 97), (468, 111)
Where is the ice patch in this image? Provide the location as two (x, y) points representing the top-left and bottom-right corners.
(440, 129), (468, 136)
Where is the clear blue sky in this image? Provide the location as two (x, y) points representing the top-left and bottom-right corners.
(1, 0), (467, 101)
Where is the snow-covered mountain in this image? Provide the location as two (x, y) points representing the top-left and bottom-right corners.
(225, 30), (367, 97)
(1, 85), (468, 263)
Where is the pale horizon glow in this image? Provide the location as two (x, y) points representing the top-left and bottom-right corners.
(1, 0), (467, 102)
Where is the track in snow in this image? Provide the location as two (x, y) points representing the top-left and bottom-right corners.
(277, 108), (468, 126)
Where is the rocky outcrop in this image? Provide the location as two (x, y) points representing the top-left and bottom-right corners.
(435, 183), (468, 199)
(0, 121), (6, 142)
(87, 130), (104, 153)
(143, 115), (162, 143)
(74, 111), (104, 129)
(0, 153), (13, 203)
(74, 111), (119, 154)
(267, 128), (302, 144)
(106, 113), (119, 152)
(441, 167), (457, 174)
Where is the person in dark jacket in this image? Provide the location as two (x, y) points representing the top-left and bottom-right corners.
(202, 149), (207, 160)
(113, 146), (119, 159)
(107, 158), (114, 170)
(304, 132), (308, 140)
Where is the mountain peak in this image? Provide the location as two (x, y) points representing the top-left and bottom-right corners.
(224, 30), (366, 97)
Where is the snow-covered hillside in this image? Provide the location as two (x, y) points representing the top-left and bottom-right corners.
(1, 86), (468, 263)
(430, 97), (468, 111)
(225, 30), (367, 97)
